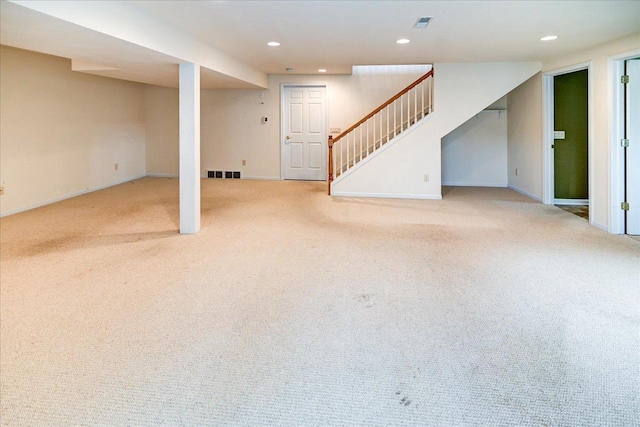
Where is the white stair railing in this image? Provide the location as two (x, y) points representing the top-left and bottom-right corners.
(328, 69), (434, 195)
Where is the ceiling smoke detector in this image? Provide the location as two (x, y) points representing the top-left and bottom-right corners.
(414, 17), (432, 28)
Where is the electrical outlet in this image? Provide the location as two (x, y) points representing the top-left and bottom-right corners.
(0, 185), (4, 196)
(114, 163), (119, 170)
(424, 174), (429, 182)
(242, 159), (246, 166)
(515, 168), (518, 176)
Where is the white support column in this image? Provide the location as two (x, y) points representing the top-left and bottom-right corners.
(179, 63), (201, 234)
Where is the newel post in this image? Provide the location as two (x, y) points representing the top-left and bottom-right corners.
(328, 135), (334, 195)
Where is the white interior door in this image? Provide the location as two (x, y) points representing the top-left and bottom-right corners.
(283, 86), (327, 181)
(626, 59), (640, 234)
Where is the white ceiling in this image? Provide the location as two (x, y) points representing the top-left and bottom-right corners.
(0, 1), (261, 88)
(134, 0), (640, 74)
(2, 0), (639, 88)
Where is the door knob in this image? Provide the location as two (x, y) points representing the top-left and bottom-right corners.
(286, 136), (291, 140)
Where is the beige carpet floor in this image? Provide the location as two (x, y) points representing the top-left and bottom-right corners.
(1, 178), (638, 426)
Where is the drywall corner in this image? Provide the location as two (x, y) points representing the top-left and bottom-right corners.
(507, 72), (543, 200)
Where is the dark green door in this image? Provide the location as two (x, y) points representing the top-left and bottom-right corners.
(554, 70), (588, 199)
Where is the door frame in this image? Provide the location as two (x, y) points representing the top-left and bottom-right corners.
(279, 83), (329, 181)
(542, 62), (593, 224)
(608, 49), (640, 234)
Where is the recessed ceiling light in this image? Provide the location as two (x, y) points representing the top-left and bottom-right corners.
(318, 69), (327, 73)
(396, 38), (411, 44)
(267, 41), (280, 47)
(540, 35), (558, 41)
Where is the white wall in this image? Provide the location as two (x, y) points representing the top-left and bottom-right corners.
(442, 110), (508, 187)
(332, 62), (541, 199)
(201, 88), (280, 180)
(145, 85), (179, 176)
(507, 72), (543, 200)
(145, 67), (430, 179)
(544, 33), (640, 230)
(329, 117), (443, 199)
(505, 32), (640, 229)
(0, 46), (146, 216)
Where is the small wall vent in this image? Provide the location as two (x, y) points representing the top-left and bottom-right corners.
(222, 171), (241, 179)
(207, 170), (224, 178)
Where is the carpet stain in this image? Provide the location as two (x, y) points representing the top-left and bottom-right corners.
(16, 231), (178, 257)
(21, 234), (82, 257)
(354, 293), (376, 308)
(502, 396), (550, 427)
(396, 392), (412, 406)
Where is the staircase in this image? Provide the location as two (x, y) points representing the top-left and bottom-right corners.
(327, 62), (542, 199)
(327, 70), (434, 195)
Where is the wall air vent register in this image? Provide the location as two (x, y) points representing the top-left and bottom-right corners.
(414, 17), (432, 28)
(207, 171), (240, 179)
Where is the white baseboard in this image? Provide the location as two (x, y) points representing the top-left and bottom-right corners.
(332, 191), (442, 200)
(554, 198), (589, 206)
(147, 174), (309, 182)
(507, 185), (543, 202)
(442, 182), (507, 188)
(241, 176), (281, 181)
(147, 173), (178, 178)
(591, 220), (607, 232)
(0, 174), (146, 218)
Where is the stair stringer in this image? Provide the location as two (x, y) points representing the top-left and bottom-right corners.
(331, 61), (542, 199)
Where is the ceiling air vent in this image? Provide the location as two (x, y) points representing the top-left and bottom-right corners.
(414, 17), (432, 28)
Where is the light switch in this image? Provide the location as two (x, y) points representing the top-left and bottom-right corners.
(554, 130), (565, 139)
